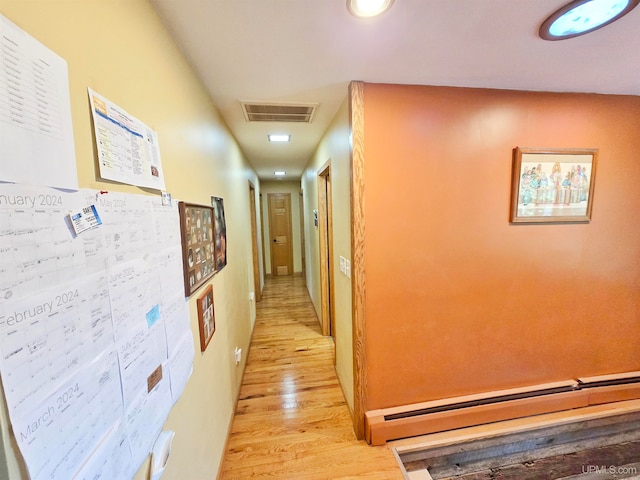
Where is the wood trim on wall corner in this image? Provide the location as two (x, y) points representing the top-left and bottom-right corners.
(248, 181), (262, 303)
(349, 80), (367, 440)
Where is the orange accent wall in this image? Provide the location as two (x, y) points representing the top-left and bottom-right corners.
(362, 83), (640, 410)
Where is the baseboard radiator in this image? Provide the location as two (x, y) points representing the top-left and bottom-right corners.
(364, 371), (640, 445)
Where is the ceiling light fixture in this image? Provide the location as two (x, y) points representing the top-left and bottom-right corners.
(268, 134), (291, 142)
(347, 0), (395, 18)
(540, 0), (639, 40)
(274, 171), (286, 176)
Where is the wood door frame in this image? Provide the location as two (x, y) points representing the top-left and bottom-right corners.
(260, 193), (266, 277)
(350, 81), (366, 439)
(318, 160), (336, 340)
(299, 190), (306, 282)
(267, 193), (294, 276)
(249, 182), (262, 302)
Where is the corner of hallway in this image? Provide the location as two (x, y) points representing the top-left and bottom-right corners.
(219, 275), (403, 479)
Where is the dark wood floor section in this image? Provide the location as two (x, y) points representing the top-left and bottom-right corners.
(447, 441), (640, 480)
(220, 275), (403, 479)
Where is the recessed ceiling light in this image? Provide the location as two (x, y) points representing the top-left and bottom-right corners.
(540, 0), (639, 40)
(274, 171), (286, 176)
(347, 0), (395, 18)
(268, 134), (291, 142)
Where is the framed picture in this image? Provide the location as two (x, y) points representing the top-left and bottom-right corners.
(196, 284), (215, 351)
(510, 147), (598, 223)
(179, 202), (216, 296)
(211, 196), (228, 272)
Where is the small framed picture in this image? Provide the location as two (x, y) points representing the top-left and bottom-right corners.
(196, 284), (215, 352)
(179, 202), (216, 296)
(510, 147), (598, 223)
(211, 196), (228, 272)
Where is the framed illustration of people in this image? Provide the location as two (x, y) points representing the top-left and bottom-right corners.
(510, 147), (597, 223)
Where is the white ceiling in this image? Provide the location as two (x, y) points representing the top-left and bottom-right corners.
(150, 0), (640, 180)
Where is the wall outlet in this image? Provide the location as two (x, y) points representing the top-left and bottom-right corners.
(345, 259), (351, 279)
(339, 256), (346, 274)
(249, 292), (255, 301)
(234, 347), (242, 365)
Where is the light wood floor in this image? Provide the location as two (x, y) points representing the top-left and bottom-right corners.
(219, 275), (403, 479)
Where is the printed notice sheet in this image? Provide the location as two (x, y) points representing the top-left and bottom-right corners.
(0, 184), (193, 479)
(0, 14), (78, 190)
(88, 88), (166, 190)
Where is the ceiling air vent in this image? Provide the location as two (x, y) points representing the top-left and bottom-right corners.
(240, 102), (317, 123)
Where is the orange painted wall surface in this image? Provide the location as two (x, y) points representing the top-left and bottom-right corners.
(362, 83), (640, 410)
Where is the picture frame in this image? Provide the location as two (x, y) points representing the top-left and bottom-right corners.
(510, 147), (598, 223)
(196, 284), (215, 351)
(178, 202), (216, 296)
(211, 196), (228, 272)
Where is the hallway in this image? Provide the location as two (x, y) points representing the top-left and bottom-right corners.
(219, 275), (403, 479)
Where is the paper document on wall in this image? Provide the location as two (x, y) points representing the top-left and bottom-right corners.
(85, 191), (156, 267)
(125, 365), (173, 468)
(88, 88), (166, 190)
(0, 273), (114, 419)
(167, 331), (194, 403)
(0, 184), (107, 302)
(108, 259), (167, 406)
(0, 14), (78, 190)
(73, 422), (135, 480)
(7, 350), (123, 480)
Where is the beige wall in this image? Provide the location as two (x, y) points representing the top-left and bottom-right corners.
(301, 97), (354, 412)
(0, 1), (261, 479)
(260, 181), (303, 275)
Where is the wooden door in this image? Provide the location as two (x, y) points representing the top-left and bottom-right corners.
(268, 193), (293, 276)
